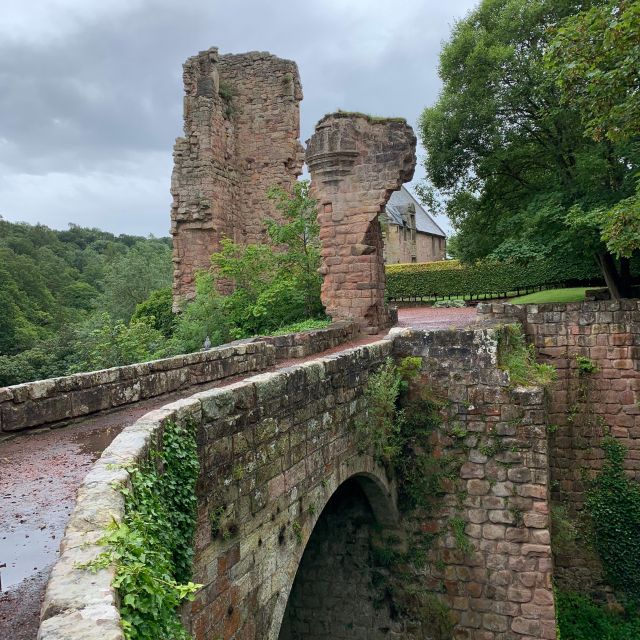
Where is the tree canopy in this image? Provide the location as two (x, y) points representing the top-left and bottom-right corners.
(419, 0), (639, 296)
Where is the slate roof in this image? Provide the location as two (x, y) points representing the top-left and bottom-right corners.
(385, 186), (446, 238)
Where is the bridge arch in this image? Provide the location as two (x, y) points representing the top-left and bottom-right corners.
(266, 468), (399, 640)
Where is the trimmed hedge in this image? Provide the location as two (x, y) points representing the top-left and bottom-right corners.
(385, 258), (602, 300)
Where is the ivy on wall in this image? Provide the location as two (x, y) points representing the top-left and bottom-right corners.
(88, 420), (201, 639)
(585, 436), (640, 606)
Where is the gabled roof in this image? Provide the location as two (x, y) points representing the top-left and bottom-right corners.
(385, 186), (446, 238)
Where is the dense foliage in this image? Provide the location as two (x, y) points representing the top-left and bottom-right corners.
(585, 436), (640, 605)
(0, 181), (325, 385)
(166, 180), (325, 354)
(556, 591), (640, 640)
(87, 419), (200, 639)
(385, 258), (601, 300)
(0, 219), (172, 385)
(419, 0), (640, 297)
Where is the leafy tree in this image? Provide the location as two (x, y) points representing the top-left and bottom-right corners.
(547, 0), (640, 144)
(100, 242), (173, 321)
(171, 180), (325, 349)
(419, 0), (639, 297)
(131, 287), (176, 338)
(266, 181), (322, 318)
(165, 274), (232, 355)
(546, 0), (640, 294)
(71, 313), (164, 372)
(0, 218), (174, 383)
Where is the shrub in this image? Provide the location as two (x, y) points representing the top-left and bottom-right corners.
(131, 287), (176, 338)
(385, 257), (601, 300)
(497, 324), (556, 387)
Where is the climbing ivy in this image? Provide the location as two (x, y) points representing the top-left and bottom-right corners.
(359, 357), (456, 637)
(355, 358), (403, 464)
(585, 436), (640, 606)
(556, 591), (640, 640)
(88, 419), (201, 639)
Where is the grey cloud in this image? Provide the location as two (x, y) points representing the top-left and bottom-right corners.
(0, 0), (477, 234)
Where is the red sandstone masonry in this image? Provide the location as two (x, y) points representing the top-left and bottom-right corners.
(478, 300), (640, 597)
(171, 48), (304, 304)
(394, 327), (555, 639)
(306, 113), (416, 334)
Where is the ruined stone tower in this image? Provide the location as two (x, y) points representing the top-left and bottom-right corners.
(306, 113), (416, 334)
(171, 48), (305, 305)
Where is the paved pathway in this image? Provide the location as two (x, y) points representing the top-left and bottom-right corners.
(0, 306), (478, 639)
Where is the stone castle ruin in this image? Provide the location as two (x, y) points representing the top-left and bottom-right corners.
(171, 47), (416, 333)
(171, 49), (305, 303)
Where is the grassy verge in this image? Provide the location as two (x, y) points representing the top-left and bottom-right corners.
(508, 287), (589, 304)
(267, 318), (331, 335)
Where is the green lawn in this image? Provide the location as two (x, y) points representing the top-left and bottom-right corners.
(508, 287), (589, 304)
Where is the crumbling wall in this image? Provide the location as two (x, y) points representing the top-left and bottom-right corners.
(171, 48), (304, 304)
(306, 113), (416, 334)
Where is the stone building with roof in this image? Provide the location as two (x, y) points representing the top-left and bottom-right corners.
(381, 186), (447, 264)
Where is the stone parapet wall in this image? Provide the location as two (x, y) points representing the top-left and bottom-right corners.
(0, 322), (359, 437)
(256, 320), (359, 359)
(394, 327), (555, 640)
(0, 341), (273, 437)
(478, 300), (640, 596)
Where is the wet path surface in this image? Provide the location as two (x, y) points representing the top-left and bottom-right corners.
(0, 306), (477, 639)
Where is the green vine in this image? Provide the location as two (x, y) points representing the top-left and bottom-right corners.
(87, 419), (201, 639)
(585, 436), (640, 606)
(358, 357), (456, 637)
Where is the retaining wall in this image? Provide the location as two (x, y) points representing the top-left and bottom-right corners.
(478, 300), (640, 596)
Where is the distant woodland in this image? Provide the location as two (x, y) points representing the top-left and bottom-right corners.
(0, 218), (173, 385)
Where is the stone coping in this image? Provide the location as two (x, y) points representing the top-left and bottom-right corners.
(477, 299), (640, 317)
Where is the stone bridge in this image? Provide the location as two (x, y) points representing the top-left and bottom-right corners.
(39, 325), (555, 640)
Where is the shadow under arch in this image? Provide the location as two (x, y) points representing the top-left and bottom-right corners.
(267, 470), (399, 640)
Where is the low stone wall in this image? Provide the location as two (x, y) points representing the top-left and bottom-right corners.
(0, 341), (273, 436)
(257, 320), (359, 359)
(0, 322), (359, 437)
(478, 300), (640, 597)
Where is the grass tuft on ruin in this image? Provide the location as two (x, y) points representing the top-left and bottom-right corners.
(497, 324), (556, 388)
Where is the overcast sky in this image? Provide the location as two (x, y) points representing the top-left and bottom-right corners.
(0, 0), (478, 237)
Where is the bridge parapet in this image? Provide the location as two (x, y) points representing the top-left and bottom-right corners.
(0, 321), (358, 438)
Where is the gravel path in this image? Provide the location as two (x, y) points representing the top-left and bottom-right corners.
(0, 306), (478, 638)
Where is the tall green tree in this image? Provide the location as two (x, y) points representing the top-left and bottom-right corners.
(546, 0), (640, 296)
(100, 241), (173, 321)
(419, 0), (639, 297)
(169, 180), (324, 351)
